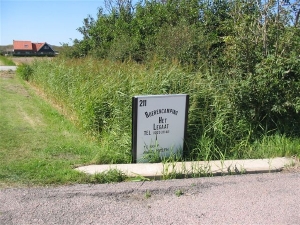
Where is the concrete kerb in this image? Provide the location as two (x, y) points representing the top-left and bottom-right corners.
(75, 157), (296, 179)
(0, 66), (17, 71)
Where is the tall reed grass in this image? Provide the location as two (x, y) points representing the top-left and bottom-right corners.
(24, 57), (299, 163)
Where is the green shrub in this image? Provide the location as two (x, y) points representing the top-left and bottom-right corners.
(16, 63), (33, 81)
(232, 54), (300, 136)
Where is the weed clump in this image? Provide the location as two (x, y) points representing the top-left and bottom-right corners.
(175, 189), (183, 197)
(16, 63), (33, 81)
(91, 169), (127, 183)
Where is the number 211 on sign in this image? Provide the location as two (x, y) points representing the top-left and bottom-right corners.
(139, 99), (147, 107)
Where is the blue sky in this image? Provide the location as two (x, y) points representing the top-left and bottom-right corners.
(0, 0), (108, 46)
(1, 0), (297, 46)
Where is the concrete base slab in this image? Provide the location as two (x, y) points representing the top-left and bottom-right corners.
(0, 66), (17, 71)
(75, 157), (295, 179)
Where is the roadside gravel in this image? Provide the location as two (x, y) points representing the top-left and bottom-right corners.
(1, 171), (299, 225)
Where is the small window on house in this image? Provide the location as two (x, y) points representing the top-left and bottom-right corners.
(44, 45), (49, 50)
(24, 44), (28, 48)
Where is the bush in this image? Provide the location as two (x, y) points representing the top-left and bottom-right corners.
(232, 54), (300, 136)
(16, 63), (33, 81)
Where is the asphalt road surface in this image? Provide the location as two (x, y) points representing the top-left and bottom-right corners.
(1, 171), (299, 225)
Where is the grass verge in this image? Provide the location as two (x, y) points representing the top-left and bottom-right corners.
(0, 71), (125, 187)
(0, 56), (16, 66)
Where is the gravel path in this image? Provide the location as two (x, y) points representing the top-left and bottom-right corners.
(1, 171), (299, 225)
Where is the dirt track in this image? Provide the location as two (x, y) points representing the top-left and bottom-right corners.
(1, 172), (300, 225)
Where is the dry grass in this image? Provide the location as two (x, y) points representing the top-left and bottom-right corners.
(282, 157), (300, 173)
(11, 57), (53, 65)
(0, 70), (15, 79)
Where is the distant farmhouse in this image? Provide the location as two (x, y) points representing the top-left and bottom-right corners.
(12, 40), (55, 56)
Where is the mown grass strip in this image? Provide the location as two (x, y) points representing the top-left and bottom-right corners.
(0, 71), (126, 187)
(0, 56), (16, 66)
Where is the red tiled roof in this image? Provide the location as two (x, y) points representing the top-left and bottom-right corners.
(13, 40), (33, 50)
(13, 40), (53, 54)
(32, 43), (45, 52)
